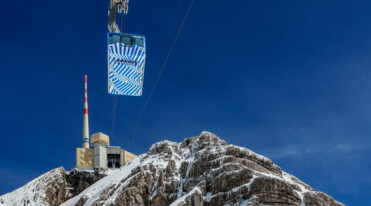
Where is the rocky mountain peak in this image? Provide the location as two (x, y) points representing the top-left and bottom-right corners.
(1, 132), (344, 206)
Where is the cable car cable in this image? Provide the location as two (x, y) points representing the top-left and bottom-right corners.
(129, 0), (195, 137)
(120, 13), (125, 32)
(139, 0), (185, 96)
(111, 11), (127, 143)
(127, 0), (185, 133)
(111, 95), (117, 143)
(112, 0), (184, 142)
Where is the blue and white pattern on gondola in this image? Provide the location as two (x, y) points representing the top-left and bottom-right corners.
(108, 42), (146, 96)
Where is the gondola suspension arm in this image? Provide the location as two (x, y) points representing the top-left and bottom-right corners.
(108, 0), (129, 33)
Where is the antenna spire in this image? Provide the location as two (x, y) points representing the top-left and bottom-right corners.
(83, 75), (89, 148)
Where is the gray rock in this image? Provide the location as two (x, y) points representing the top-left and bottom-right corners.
(0, 132), (344, 206)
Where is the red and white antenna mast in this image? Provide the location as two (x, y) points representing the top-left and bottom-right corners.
(83, 75), (90, 148)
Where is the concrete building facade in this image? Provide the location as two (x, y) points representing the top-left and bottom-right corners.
(76, 132), (137, 169)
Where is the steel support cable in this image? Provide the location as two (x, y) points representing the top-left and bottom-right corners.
(111, 12), (127, 142)
(111, 95), (118, 142)
(132, 0), (185, 125)
(117, 12), (121, 33)
(129, 0), (195, 137)
(120, 12), (125, 32)
(139, 0), (185, 95)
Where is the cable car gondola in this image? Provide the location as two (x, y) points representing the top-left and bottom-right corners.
(107, 0), (146, 96)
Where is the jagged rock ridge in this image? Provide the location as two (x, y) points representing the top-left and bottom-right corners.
(1, 132), (344, 206)
(0, 168), (106, 206)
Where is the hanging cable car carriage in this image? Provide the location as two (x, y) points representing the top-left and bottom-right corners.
(107, 32), (146, 96)
(107, 0), (146, 96)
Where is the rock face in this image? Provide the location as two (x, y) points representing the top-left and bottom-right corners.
(0, 132), (344, 206)
(0, 168), (106, 206)
(62, 132), (344, 206)
(65, 169), (107, 198)
(0, 167), (67, 206)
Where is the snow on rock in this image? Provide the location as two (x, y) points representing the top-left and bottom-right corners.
(1, 132), (344, 206)
(0, 167), (67, 206)
(61, 157), (141, 206)
(0, 167), (106, 206)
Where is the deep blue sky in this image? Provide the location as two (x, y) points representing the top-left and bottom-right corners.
(1, 0), (370, 204)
